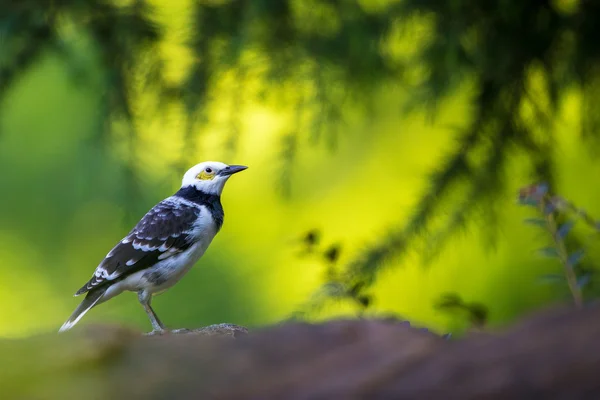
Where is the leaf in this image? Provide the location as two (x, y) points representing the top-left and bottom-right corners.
(321, 282), (346, 298)
(535, 182), (550, 196)
(567, 249), (585, 267)
(356, 295), (371, 308)
(524, 217), (546, 227)
(519, 198), (540, 206)
(577, 273), (592, 288)
(348, 281), (365, 297)
(544, 202), (556, 215)
(538, 247), (559, 258)
(435, 293), (462, 309)
(537, 274), (565, 284)
(518, 183), (549, 206)
(557, 220), (575, 239)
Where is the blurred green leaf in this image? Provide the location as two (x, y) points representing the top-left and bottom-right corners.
(577, 273), (592, 289)
(524, 218), (547, 227)
(557, 220), (575, 239)
(568, 249), (586, 267)
(536, 274), (565, 285)
(539, 247), (560, 258)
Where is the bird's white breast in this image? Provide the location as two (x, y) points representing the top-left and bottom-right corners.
(149, 205), (218, 289)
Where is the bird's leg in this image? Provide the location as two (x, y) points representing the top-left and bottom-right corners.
(137, 290), (166, 335)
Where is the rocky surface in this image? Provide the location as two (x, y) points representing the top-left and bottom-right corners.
(2, 306), (600, 399)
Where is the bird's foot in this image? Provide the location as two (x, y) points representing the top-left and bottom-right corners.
(144, 329), (167, 336)
(143, 325), (247, 337)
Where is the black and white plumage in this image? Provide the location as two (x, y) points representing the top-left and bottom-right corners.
(59, 161), (247, 334)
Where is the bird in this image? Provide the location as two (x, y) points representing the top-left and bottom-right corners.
(59, 161), (248, 334)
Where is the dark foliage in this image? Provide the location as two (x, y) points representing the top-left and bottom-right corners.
(0, 0), (164, 120)
(0, 0), (167, 216)
(435, 293), (488, 329)
(307, 0), (600, 309)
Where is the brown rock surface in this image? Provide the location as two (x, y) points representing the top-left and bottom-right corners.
(2, 306), (599, 399)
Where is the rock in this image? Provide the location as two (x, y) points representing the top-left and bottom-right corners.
(2, 307), (600, 399)
(146, 323), (249, 338)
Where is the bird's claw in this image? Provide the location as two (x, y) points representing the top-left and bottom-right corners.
(144, 329), (167, 336)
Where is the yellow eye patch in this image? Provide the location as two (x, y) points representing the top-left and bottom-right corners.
(196, 170), (215, 180)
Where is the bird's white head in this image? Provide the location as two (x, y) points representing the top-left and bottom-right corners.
(181, 161), (248, 195)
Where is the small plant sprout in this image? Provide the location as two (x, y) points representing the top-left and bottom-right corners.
(519, 183), (600, 308)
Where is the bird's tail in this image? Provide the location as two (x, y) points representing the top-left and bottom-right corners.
(58, 287), (107, 333)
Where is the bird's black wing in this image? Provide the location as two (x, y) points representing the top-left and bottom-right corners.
(75, 198), (201, 295)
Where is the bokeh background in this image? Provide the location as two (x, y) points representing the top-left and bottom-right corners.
(1, 0), (600, 338)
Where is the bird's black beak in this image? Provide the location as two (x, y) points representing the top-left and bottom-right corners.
(220, 165), (248, 176)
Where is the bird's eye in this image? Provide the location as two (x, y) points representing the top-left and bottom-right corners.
(196, 167), (216, 180)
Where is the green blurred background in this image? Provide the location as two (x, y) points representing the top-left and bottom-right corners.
(1, 0), (600, 338)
